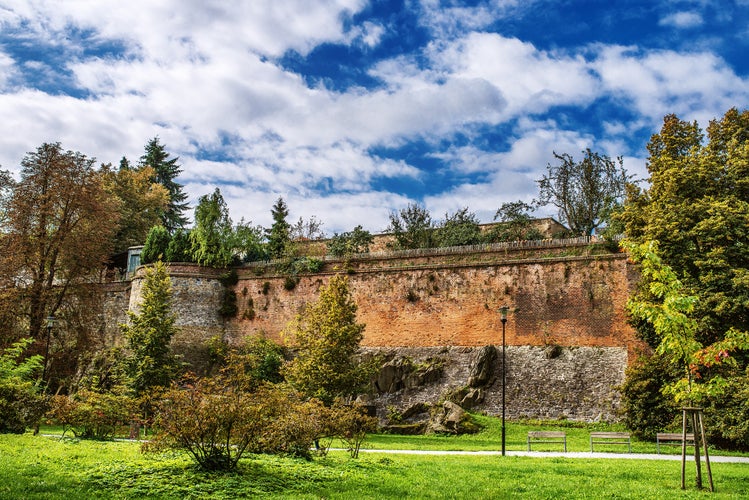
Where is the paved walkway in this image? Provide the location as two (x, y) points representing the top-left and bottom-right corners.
(354, 449), (749, 463)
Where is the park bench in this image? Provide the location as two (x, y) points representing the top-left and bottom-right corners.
(656, 432), (695, 454)
(527, 431), (567, 452)
(589, 432), (631, 452)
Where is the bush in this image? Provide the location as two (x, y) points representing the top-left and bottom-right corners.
(47, 390), (136, 439)
(141, 226), (171, 264)
(0, 339), (47, 434)
(704, 368), (749, 450)
(619, 352), (680, 439)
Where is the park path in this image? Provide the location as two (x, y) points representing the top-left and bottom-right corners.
(354, 449), (749, 463)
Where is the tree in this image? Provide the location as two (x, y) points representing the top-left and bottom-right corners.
(618, 109), (749, 345)
(290, 216), (325, 241)
(0, 169), (14, 226)
(0, 143), (119, 379)
(328, 225), (374, 257)
(434, 207), (482, 247)
(101, 164), (169, 253)
(0, 338), (46, 433)
(165, 229), (193, 263)
(283, 275), (370, 405)
(488, 201), (544, 242)
(138, 137), (189, 232)
(536, 149), (628, 236)
(386, 203), (434, 249)
(189, 188), (234, 267)
(619, 108), (749, 448)
(140, 226), (171, 265)
(123, 260), (181, 395)
(266, 197), (291, 259)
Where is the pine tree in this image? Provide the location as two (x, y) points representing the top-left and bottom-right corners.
(123, 260), (180, 395)
(139, 137), (189, 232)
(266, 197), (291, 259)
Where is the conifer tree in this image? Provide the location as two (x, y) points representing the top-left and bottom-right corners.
(139, 137), (189, 232)
(266, 197), (291, 259)
(123, 260), (180, 395)
(283, 275), (370, 405)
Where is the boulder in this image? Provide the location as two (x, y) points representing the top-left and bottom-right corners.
(468, 345), (496, 387)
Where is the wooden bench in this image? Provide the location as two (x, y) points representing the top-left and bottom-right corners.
(527, 431), (567, 452)
(656, 433), (695, 454)
(589, 432), (631, 452)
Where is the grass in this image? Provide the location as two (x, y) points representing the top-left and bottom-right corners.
(3, 417), (747, 499)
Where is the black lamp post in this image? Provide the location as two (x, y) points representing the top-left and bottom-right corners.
(499, 305), (509, 456)
(42, 315), (55, 385)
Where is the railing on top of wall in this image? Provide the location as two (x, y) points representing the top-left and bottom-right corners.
(248, 234), (622, 268)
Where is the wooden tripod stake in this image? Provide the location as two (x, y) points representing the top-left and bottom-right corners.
(681, 407), (713, 492)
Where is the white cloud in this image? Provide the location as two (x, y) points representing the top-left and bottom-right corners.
(659, 11), (704, 29)
(594, 45), (749, 124)
(430, 33), (599, 118)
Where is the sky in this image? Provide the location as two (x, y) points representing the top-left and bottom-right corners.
(1, 1), (748, 234)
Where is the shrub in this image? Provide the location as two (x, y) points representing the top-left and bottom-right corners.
(332, 403), (378, 458)
(619, 352), (680, 439)
(141, 226), (171, 264)
(47, 390), (135, 439)
(146, 374), (267, 471)
(0, 339), (47, 434)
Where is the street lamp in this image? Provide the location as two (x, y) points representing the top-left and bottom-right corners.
(499, 305), (509, 456)
(42, 315), (55, 385)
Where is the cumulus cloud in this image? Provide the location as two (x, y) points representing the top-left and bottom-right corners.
(0, 1), (746, 234)
(659, 11), (704, 29)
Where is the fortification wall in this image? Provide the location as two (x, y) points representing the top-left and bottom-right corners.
(112, 244), (644, 421)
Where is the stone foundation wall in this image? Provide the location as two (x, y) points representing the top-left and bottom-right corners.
(365, 345), (627, 423)
(102, 246), (643, 421)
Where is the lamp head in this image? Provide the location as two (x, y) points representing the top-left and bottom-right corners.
(499, 305), (509, 321)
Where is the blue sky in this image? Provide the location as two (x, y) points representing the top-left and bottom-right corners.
(1, 0), (747, 234)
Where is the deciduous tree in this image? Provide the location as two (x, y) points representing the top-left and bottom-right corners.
(537, 149), (628, 236)
(434, 207), (482, 247)
(101, 164), (169, 253)
(190, 188), (234, 267)
(0, 143), (119, 382)
(386, 203), (434, 249)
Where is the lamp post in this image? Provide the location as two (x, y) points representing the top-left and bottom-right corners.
(499, 305), (509, 456)
(42, 315), (55, 386)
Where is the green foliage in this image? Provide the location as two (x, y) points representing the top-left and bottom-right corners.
(0, 339), (46, 433)
(47, 390), (135, 439)
(434, 207), (482, 247)
(624, 241), (749, 405)
(488, 200), (544, 242)
(165, 228), (193, 262)
(328, 225), (374, 257)
(537, 148), (628, 236)
(122, 261), (181, 395)
(141, 226), (171, 264)
(619, 352), (680, 440)
(704, 368), (749, 450)
(331, 403), (378, 458)
(283, 275), (372, 405)
(266, 197), (291, 259)
(238, 334), (285, 383)
(138, 137), (189, 232)
(189, 188), (235, 267)
(387, 203), (434, 249)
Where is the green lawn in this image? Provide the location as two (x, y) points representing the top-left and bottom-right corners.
(3, 417), (746, 499)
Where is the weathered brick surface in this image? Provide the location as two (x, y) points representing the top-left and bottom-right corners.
(232, 253), (643, 357)
(102, 247), (644, 421)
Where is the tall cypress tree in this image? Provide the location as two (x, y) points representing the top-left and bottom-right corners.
(139, 137), (189, 232)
